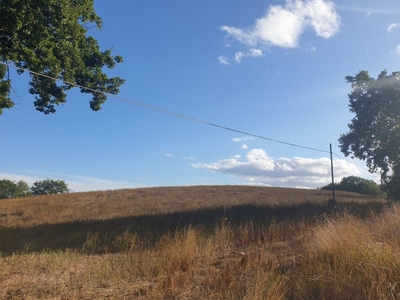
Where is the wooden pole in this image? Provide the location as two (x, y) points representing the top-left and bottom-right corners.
(330, 143), (336, 203)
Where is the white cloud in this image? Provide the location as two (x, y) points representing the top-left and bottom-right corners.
(242, 144), (249, 149)
(192, 148), (363, 188)
(218, 55), (230, 65)
(233, 137), (256, 142)
(397, 44), (400, 55)
(387, 23), (398, 33)
(249, 48), (264, 57)
(235, 51), (245, 62)
(221, 0), (340, 49)
(364, 11), (372, 18)
(183, 157), (196, 161)
(0, 172), (140, 192)
(0, 173), (44, 186)
(304, 43), (316, 51)
(305, 0), (340, 38)
(339, 6), (400, 15)
(61, 175), (140, 192)
(165, 153), (174, 157)
(235, 48), (264, 62)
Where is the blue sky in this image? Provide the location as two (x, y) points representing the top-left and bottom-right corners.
(1, 0), (400, 191)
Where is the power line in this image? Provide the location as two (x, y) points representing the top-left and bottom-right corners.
(332, 152), (345, 160)
(332, 151), (374, 174)
(3, 61), (332, 154)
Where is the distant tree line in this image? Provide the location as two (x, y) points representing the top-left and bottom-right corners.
(0, 179), (68, 199)
(320, 176), (383, 196)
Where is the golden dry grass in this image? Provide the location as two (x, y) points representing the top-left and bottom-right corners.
(0, 185), (397, 299)
(0, 185), (380, 226)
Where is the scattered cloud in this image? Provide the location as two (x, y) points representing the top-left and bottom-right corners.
(397, 44), (400, 55)
(338, 6), (400, 15)
(304, 43), (317, 52)
(0, 173), (45, 186)
(364, 11), (372, 18)
(249, 48), (264, 57)
(233, 137), (256, 142)
(184, 157), (196, 161)
(0, 172), (140, 192)
(234, 51), (245, 63)
(165, 153), (174, 157)
(221, 0), (340, 49)
(387, 23), (398, 33)
(242, 144), (249, 150)
(61, 175), (140, 192)
(192, 148), (365, 188)
(218, 55), (230, 65)
(234, 48), (264, 62)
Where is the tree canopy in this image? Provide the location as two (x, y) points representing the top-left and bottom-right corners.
(0, 179), (68, 199)
(0, 0), (125, 115)
(0, 179), (31, 199)
(320, 176), (382, 196)
(31, 179), (68, 195)
(339, 70), (400, 199)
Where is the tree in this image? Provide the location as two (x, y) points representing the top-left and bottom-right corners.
(320, 176), (382, 196)
(15, 180), (31, 197)
(0, 0), (125, 115)
(341, 176), (382, 196)
(319, 182), (340, 191)
(0, 179), (18, 199)
(31, 179), (68, 195)
(0, 179), (31, 199)
(339, 70), (400, 199)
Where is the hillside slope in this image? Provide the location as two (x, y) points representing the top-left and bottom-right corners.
(0, 185), (383, 227)
(0, 186), (396, 300)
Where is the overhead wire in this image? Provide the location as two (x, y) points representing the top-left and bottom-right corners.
(3, 61), (333, 154)
(332, 151), (374, 175)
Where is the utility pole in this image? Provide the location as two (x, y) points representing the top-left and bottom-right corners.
(330, 143), (336, 203)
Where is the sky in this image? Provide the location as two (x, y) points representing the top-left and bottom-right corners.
(1, 0), (400, 192)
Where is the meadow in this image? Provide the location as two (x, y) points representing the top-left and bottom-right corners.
(0, 185), (398, 299)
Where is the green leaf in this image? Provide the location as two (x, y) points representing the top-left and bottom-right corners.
(0, 0), (124, 114)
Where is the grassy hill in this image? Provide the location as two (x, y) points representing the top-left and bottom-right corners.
(0, 185), (398, 299)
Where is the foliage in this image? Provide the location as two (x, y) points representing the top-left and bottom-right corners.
(31, 179), (68, 195)
(15, 180), (31, 197)
(0, 179), (18, 199)
(383, 164), (400, 200)
(0, 179), (31, 199)
(320, 176), (382, 196)
(339, 70), (400, 199)
(319, 182), (340, 191)
(0, 0), (125, 115)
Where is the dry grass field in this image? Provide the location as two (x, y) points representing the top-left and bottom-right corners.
(0, 185), (398, 299)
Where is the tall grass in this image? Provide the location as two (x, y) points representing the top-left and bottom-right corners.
(291, 208), (400, 299)
(0, 185), (396, 299)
